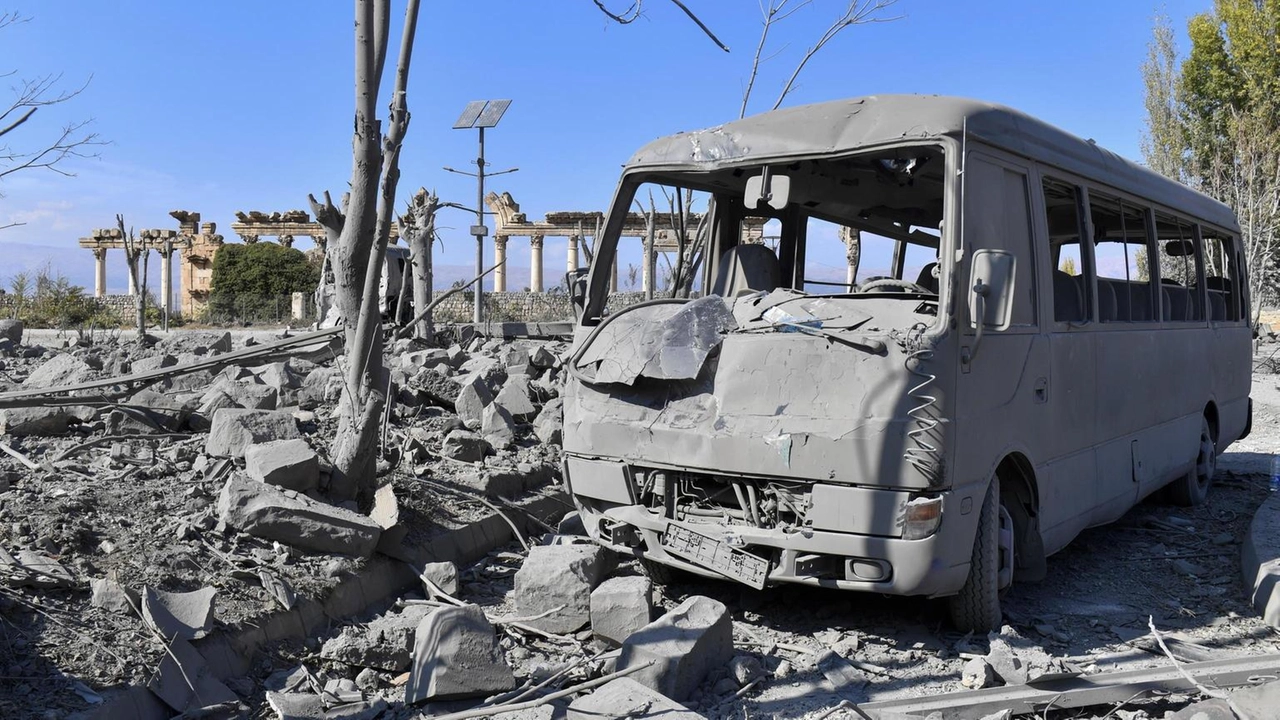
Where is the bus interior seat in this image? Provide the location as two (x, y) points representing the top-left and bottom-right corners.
(1163, 285), (1191, 321)
(712, 243), (782, 298)
(1097, 279), (1118, 322)
(1207, 290), (1227, 321)
(914, 262), (939, 294)
(1053, 270), (1084, 322)
(1128, 283), (1153, 322)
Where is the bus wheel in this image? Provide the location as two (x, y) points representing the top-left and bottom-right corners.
(948, 477), (1004, 633)
(1168, 417), (1216, 507)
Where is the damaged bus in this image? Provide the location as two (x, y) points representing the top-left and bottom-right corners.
(560, 95), (1252, 631)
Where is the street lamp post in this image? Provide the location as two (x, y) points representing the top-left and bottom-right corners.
(450, 99), (513, 324)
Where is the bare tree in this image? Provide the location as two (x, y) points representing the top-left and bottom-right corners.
(398, 187), (439, 340)
(591, 0), (730, 51)
(308, 0), (422, 502)
(116, 214), (148, 336)
(740, 0), (901, 118)
(0, 12), (104, 217)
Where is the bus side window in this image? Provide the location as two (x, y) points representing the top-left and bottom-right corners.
(1042, 178), (1089, 324)
(1089, 192), (1156, 323)
(966, 156), (1037, 327)
(1200, 230), (1243, 322)
(1154, 213), (1201, 322)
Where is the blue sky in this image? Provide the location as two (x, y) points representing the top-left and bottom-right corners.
(1, 0), (1210, 296)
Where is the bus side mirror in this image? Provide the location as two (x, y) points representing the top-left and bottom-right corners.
(566, 268), (589, 322)
(968, 249), (1016, 331)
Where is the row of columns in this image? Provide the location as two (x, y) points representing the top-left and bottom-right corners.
(490, 233), (646, 294)
(89, 246), (177, 317)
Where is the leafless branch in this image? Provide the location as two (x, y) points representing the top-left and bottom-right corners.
(592, 0), (728, 52)
(741, 0), (812, 118)
(773, 0), (901, 110)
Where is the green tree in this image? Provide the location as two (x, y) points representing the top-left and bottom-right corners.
(1141, 2), (1280, 317)
(209, 242), (320, 321)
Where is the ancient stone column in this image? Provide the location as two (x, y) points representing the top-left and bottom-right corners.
(92, 248), (107, 298)
(529, 235), (544, 292)
(567, 235), (579, 273)
(278, 234), (294, 248)
(642, 234), (654, 298)
(159, 246), (174, 318)
(840, 227), (861, 290)
(242, 234), (259, 244)
(610, 254), (619, 293)
(494, 236), (508, 293)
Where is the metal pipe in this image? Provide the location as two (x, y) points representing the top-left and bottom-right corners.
(474, 127), (485, 324)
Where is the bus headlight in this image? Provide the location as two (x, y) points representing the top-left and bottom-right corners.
(903, 496), (942, 540)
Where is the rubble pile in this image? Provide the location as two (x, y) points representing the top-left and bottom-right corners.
(1, 325), (1279, 719)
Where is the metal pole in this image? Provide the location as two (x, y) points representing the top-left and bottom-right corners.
(474, 127), (486, 324)
(162, 238), (172, 332)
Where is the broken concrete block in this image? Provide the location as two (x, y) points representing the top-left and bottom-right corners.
(1231, 678), (1280, 720)
(482, 402), (516, 449)
(495, 376), (537, 420)
(962, 657), (996, 689)
(420, 561), (460, 598)
(0, 406), (77, 436)
(405, 604), (516, 703)
(458, 470), (526, 499)
(148, 638), (240, 715)
(514, 544), (609, 634)
(531, 345), (556, 369)
(141, 586), (216, 641)
(590, 575), (654, 646)
(0, 319), (22, 345)
(205, 408), (301, 458)
(1243, 489), (1280, 629)
(22, 353), (92, 388)
(131, 354), (177, 374)
(299, 366), (343, 410)
(321, 620), (413, 672)
(815, 649), (866, 695)
(985, 634), (1028, 686)
(532, 397), (563, 445)
(372, 483), (407, 555)
(557, 511), (587, 536)
(730, 655), (765, 687)
(266, 692), (388, 720)
(217, 474), (382, 557)
(231, 381), (279, 410)
(209, 332), (233, 353)
(567, 677), (706, 720)
(11, 549), (75, 587)
(455, 375), (493, 430)
(90, 684), (171, 720)
(244, 438), (319, 492)
(616, 595), (733, 702)
(91, 578), (139, 614)
(256, 361), (301, 392)
(441, 429), (491, 462)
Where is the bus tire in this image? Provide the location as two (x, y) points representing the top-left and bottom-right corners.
(1168, 416), (1216, 507)
(639, 557), (686, 586)
(948, 477), (1003, 633)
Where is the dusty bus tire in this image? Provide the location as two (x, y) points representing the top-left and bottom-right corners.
(1168, 416), (1216, 507)
(639, 557), (686, 585)
(948, 477), (1003, 633)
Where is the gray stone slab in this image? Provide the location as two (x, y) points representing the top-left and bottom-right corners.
(405, 604), (515, 703)
(567, 677), (705, 719)
(514, 544), (609, 634)
(205, 408), (301, 458)
(244, 438), (319, 492)
(217, 474), (382, 557)
(616, 595), (733, 702)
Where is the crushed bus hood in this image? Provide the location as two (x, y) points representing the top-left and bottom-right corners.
(565, 297), (948, 490)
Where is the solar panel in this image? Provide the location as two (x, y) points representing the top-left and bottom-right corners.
(453, 100), (487, 129)
(474, 99), (511, 128)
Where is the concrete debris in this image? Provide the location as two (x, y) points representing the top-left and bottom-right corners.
(205, 408), (301, 458)
(557, 510), (587, 536)
(616, 595), (733, 701)
(90, 579), (134, 616)
(0, 405), (82, 437)
(532, 397), (563, 445)
(455, 375), (493, 430)
(815, 649), (866, 694)
(404, 604), (516, 703)
(8, 549), (76, 587)
(984, 634), (1028, 686)
(265, 691), (388, 720)
(0, 318), (23, 344)
(420, 561), (460, 597)
(514, 543), (611, 634)
(961, 657), (996, 689)
(132, 354), (177, 373)
(319, 607), (432, 672)
(141, 585), (217, 641)
(590, 575), (654, 646)
(244, 438), (319, 492)
(530, 345), (556, 369)
(441, 429), (491, 462)
(147, 637), (241, 715)
(298, 366), (343, 410)
(1243, 488), (1280, 629)
(567, 677), (707, 719)
(729, 655), (765, 687)
(217, 474), (382, 557)
(259, 569), (297, 610)
(481, 402), (517, 449)
(371, 483), (407, 554)
(22, 353), (92, 388)
(495, 375), (537, 420)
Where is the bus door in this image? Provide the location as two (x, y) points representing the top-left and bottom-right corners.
(953, 153), (1048, 495)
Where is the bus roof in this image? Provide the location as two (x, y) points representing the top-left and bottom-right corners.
(625, 94), (1238, 231)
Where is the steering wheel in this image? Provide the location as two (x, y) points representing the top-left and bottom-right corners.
(858, 277), (932, 294)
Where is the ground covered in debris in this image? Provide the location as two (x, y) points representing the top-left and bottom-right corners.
(0, 318), (1278, 720)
